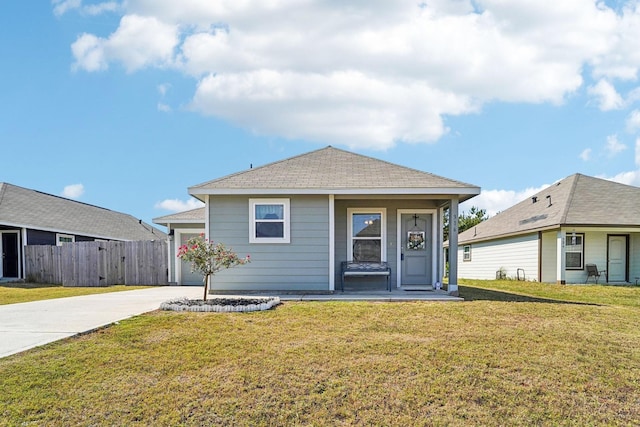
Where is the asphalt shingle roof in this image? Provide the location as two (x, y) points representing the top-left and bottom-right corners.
(0, 183), (166, 241)
(153, 207), (205, 225)
(189, 146), (480, 199)
(458, 174), (640, 244)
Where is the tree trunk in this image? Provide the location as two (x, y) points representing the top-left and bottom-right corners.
(203, 274), (209, 301)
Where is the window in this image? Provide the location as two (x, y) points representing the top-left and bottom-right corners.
(249, 199), (290, 243)
(463, 245), (471, 261)
(56, 234), (75, 246)
(348, 208), (386, 262)
(565, 233), (584, 269)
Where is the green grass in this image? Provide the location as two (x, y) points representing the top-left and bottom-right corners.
(1, 281), (639, 425)
(0, 283), (153, 305)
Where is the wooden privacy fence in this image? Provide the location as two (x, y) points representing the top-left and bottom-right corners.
(25, 240), (168, 287)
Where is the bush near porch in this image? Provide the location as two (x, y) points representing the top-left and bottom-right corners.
(0, 281), (639, 425)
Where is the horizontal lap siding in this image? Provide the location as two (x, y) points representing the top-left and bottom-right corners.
(210, 195), (329, 291)
(458, 234), (539, 281)
(540, 231), (557, 283)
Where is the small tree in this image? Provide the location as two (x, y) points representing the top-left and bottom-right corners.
(177, 234), (250, 301)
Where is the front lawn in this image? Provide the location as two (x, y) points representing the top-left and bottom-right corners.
(0, 283), (153, 305)
(0, 282), (639, 425)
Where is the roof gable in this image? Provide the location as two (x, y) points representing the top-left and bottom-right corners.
(189, 146), (480, 198)
(153, 207), (205, 225)
(459, 174), (640, 243)
(0, 183), (165, 241)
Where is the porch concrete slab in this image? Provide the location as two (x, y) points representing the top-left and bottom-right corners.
(0, 286), (202, 359)
(280, 291), (463, 302)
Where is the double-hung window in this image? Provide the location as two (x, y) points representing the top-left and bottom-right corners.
(463, 245), (471, 261)
(348, 208), (386, 262)
(565, 233), (584, 269)
(249, 199), (290, 243)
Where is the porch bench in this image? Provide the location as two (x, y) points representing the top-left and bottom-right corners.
(341, 261), (391, 292)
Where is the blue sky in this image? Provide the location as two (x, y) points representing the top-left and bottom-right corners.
(2, 1), (640, 229)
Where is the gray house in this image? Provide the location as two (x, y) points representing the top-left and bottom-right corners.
(0, 182), (166, 281)
(159, 146), (480, 294)
(456, 174), (640, 284)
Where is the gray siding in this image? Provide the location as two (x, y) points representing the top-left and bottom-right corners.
(210, 195), (330, 291)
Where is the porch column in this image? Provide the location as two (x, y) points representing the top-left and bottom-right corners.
(328, 194), (335, 291)
(448, 198), (459, 296)
(556, 230), (566, 284)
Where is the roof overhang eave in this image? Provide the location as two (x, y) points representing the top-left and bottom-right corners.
(188, 187), (481, 197)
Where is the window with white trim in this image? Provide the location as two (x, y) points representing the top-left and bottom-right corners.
(249, 199), (290, 243)
(348, 208), (386, 262)
(56, 234), (75, 246)
(463, 245), (471, 261)
(565, 233), (584, 270)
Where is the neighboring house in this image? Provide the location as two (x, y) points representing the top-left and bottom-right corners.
(455, 173), (640, 284)
(153, 207), (205, 286)
(0, 182), (166, 281)
(156, 146), (480, 294)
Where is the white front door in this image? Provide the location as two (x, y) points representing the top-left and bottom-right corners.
(607, 235), (627, 282)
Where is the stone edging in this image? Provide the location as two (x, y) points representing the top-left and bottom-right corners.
(160, 296), (281, 312)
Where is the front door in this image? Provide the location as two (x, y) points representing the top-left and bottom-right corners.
(607, 235), (628, 282)
(400, 213), (431, 286)
(1, 232), (20, 278)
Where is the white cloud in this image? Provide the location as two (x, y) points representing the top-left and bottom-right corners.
(157, 102), (171, 112)
(637, 137), (640, 167)
(601, 170), (640, 187)
(157, 83), (170, 96)
(67, 0), (640, 149)
(154, 198), (204, 212)
(72, 14), (178, 73)
(61, 183), (85, 199)
(83, 2), (119, 15)
(53, 0), (119, 17)
(587, 79), (625, 111)
(461, 184), (549, 217)
(605, 134), (627, 156)
(626, 109), (640, 133)
(579, 148), (592, 161)
(53, 0), (81, 17)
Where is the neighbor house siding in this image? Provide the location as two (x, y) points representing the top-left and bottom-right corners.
(458, 233), (539, 280)
(209, 195), (330, 291)
(540, 231), (557, 283)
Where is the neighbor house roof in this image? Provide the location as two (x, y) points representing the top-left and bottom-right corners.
(189, 146), (480, 200)
(153, 207), (205, 226)
(0, 182), (166, 241)
(458, 173), (640, 244)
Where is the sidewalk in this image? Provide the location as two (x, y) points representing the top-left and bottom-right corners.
(0, 286), (202, 359)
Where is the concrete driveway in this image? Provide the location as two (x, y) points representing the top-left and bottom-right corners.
(0, 286), (202, 359)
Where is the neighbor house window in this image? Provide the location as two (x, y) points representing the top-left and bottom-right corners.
(463, 245), (471, 261)
(565, 233), (584, 269)
(56, 234), (75, 246)
(249, 199), (290, 243)
(348, 208), (386, 262)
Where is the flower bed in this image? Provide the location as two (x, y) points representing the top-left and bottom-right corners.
(160, 296), (280, 313)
